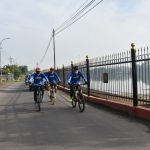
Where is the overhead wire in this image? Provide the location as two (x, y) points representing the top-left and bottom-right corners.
(38, 0), (92, 66)
(38, 0), (104, 67)
(39, 32), (53, 65)
(56, 0), (90, 32)
(55, 0), (104, 35)
(55, 0), (94, 32)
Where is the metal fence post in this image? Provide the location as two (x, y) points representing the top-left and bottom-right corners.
(131, 43), (138, 106)
(71, 61), (73, 71)
(86, 55), (90, 96)
(63, 64), (65, 88)
(56, 67), (58, 73)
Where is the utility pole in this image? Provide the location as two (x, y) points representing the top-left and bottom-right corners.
(53, 29), (56, 70)
(9, 56), (14, 80)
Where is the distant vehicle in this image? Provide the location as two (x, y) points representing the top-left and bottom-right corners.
(25, 74), (34, 91)
(25, 75), (30, 85)
(28, 73), (34, 91)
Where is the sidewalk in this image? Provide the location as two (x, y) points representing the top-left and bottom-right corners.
(58, 86), (150, 121)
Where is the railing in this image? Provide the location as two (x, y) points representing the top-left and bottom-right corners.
(57, 44), (150, 107)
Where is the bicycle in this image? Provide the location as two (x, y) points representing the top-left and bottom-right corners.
(48, 84), (56, 105)
(34, 84), (43, 111)
(71, 83), (85, 112)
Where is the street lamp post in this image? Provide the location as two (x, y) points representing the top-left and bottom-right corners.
(53, 29), (56, 70)
(0, 38), (11, 82)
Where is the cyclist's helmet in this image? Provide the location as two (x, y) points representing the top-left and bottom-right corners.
(73, 66), (78, 71)
(35, 67), (41, 73)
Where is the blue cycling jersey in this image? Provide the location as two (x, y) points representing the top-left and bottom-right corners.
(68, 71), (87, 85)
(29, 72), (48, 85)
(45, 72), (61, 85)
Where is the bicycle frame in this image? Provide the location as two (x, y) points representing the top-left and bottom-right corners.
(71, 84), (85, 112)
(48, 84), (56, 104)
(34, 85), (43, 111)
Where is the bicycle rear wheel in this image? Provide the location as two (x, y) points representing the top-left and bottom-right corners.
(37, 90), (42, 111)
(37, 101), (41, 111)
(78, 94), (85, 112)
(50, 90), (55, 105)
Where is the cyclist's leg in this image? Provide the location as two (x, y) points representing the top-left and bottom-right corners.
(34, 86), (37, 102)
(55, 84), (57, 93)
(47, 84), (50, 97)
(70, 85), (73, 98)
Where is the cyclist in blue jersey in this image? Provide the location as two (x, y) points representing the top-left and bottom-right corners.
(46, 67), (61, 85)
(29, 67), (48, 103)
(68, 66), (87, 98)
(45, 67), (61, 96)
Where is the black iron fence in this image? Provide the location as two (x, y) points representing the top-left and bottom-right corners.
(57, 44), (150, 106)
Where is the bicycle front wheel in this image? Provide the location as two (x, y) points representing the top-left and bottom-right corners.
(72, 98), (77, 108)
(50, 90), (55, 105)
(37, 101), (41, 111)
(37, 91), (42, 111)
(78, 95), (85, 112)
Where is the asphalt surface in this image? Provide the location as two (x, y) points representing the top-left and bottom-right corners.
(0, 82), (150, 150)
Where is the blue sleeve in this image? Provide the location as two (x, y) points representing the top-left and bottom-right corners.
(44, 72), (49, 77)
(42, 74), (48, 82)
(80, 72), (87, 83)
(68, 72), (72, 84)
(54, 72), (61, 82)
(29, 73), (35, 83)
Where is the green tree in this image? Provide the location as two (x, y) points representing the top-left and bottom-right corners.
(19, 65), (28, 74)
(13, 66), (21, 79)
(2, 64), (29, 80)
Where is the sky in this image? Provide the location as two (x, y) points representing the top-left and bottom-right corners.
(0, 0), (150, 70)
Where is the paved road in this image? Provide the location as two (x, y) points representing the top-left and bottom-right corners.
(0, 82), (150, 150)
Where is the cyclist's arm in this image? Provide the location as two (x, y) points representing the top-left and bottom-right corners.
(42, 74), (48, 83)
(29, 74), (34, 83)
(68, 73), (73, 85)
(80, 72), (87, 84)
(54, 72), (61, 83)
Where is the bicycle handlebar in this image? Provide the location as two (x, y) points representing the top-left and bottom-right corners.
(33, 84), (44, 87)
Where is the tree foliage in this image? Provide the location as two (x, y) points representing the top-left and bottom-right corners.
(2, 65), (28, 79)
